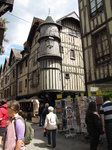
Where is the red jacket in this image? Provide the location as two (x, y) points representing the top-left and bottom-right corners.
(0, 104), (9, 128)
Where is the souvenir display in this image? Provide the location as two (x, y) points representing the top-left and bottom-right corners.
(55, 98), (75, 132)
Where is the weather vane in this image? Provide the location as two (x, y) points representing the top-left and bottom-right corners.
(48, 8), (50, 16)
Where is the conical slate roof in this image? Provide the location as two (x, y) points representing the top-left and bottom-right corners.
(44, 15), (55, 23)
(38, 15), (61, 29)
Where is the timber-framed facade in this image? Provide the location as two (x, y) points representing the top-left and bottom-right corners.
(78, 0), (112, 93)
(0, 12), (85, 106)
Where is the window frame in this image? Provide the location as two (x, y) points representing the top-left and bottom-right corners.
(92, 28), (110, 66)
(35, 35), (38, 44)
(25, 79), (27, 88)
(70, 49), (75, 60)
(65, 73), (70, 79)
(20, 64), (22, 74)
(19, 81), (22, 93)
(89, 0), (103, 17)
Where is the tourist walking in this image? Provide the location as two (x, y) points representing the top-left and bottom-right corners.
(3, 100), (25, 150)
(44, 106), (58, 149)
(100, 96), (112, 150)
(85, 101), (103, 150)
(42, 103), (49, 136)
(38, 103), (44, 126)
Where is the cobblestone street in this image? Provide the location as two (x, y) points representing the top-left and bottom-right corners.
(26, 123), (108, 150)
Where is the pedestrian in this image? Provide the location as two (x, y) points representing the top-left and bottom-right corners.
(0, 99), (9, 147)
(42, 103), (49, 136)
(44, 106), (58, 149)
(38, 103), (44, 126)
(85, 101), (103, 150)
(100, 96), (112, 150)
(3, 100), (25, 150)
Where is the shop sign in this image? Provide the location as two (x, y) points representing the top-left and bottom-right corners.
(88, 92), (91, 97)
(81, 93), (84, 97)
(57, 94), (62, 99)
(67, 95), (71, 98)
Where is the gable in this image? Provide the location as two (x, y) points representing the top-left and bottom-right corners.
(9, 48), (22, 66)
(3, 58), (9, 72)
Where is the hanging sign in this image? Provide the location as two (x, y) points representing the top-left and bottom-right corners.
(96, 90), (99, 95)
(75, 95), (78, 98)
(88, 92), (91, 97)
(67, 95), (71, 98)
(81, 93), (84, 97)
(96, 90), (102, 95)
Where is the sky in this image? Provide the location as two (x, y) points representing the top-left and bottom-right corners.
(0, 0), (79, 66)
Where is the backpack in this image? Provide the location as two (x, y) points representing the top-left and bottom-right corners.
(14, 115), (34, 145)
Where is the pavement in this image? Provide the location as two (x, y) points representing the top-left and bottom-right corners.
(26, 122), (108, 150)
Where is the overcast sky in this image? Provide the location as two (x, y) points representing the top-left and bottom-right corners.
(0, 0), (79, 65)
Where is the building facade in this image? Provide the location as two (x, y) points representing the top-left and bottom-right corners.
(78, 0), (112, 94)
(0, 12), (85, 106)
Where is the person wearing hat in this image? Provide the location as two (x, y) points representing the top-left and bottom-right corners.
(44, 106), (58, 149)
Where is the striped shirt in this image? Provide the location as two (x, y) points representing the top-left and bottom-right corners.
(100, 100), (112, 124)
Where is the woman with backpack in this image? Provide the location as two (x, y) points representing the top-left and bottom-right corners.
(44, 106), (58, 149)
(3, 100), (25, 150)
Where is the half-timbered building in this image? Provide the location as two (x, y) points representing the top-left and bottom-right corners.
(0, 12), (85, 107)
(78, 0), (112, 93)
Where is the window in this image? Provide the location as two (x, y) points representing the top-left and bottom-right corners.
(70, 49), (75, 59)
(13, 84), (15, 96)
(35, 35), (38, 43)
(34, 50), (37, 64)
(65, 73), (70, 79)
(45, 37), (54, 49)
(20, 64), (22, 74)
(1, 79), (3, 87)
(10, 86), (11, 96)
(69, 29), (77, 36)
(60, 46), (64, 53)
(5, 76), (7, 84)
(31, 70), (39, 87)
(7, 89), (9, 98)
(13, 69), (15, 78)
(25, 79), (27, 87)
(93, 29), (110, 65)
(89, 0), (103, 17)
(4, 90), (6, 98)
(19, 81), (22, 93)
(25, 59), (27, 67)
